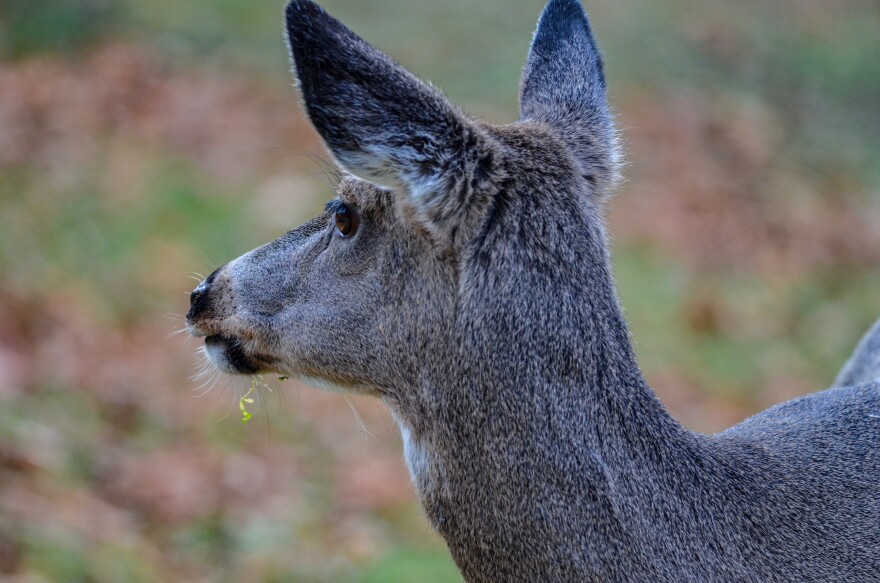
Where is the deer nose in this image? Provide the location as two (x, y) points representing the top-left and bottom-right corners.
(187, 268), (221, 322)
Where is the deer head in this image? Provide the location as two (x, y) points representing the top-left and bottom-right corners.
(187, 0), (620, 425)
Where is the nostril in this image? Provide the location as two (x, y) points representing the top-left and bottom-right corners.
(187, 283), (210, 321)
(187, 267), (222, 321)
(190, 282), (208, 304)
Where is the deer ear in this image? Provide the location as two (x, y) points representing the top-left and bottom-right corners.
(520, 0), (620, 199)
(285, 0), (492, 226)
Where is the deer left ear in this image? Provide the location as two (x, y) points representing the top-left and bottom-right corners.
(520, 0), (620, 200)
(285, 0), (494, 238)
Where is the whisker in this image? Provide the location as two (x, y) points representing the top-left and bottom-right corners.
(167, 327), (190, 339)
(303, 149), (342, 189)
(191, 352), (211, 373)
(195, 371), (222, 398)
(191, 359), (210, 379)
(191, 349), (214, 383)
(192, 367), (216, 387)
(344, 396), (375, 442)
(264, 400), (272, 446)
(191, 368), (212, 389)
(276, 377), (291, 415)
(218, 377), (243, 422)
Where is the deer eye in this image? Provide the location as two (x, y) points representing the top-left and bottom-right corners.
(334, 203), (359, 238)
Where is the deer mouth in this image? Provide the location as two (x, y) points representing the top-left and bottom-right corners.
(204, 335), (262, 375)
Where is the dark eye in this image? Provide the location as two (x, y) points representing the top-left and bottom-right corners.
(334, 204), (359, 238)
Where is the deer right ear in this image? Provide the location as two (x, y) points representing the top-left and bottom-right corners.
(285, 0), (494, 241)
(520, 0), (620, 199)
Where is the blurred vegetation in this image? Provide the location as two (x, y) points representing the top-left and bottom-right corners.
(0, 0), (877, 581)
(0, 0), (123, 57)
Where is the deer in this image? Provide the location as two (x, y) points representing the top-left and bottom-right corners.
(186, 0), (880, 581)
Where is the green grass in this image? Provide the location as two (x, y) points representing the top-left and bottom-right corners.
(0, 0), (123, 57)
(348, 549), (463, 583)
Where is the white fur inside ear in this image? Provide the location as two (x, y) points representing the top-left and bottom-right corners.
(334, 142), (444, 202)
(403, 178), (440, 201)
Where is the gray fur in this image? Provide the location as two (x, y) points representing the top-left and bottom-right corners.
(187, 1), (880, 581)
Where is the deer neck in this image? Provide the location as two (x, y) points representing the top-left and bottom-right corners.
(400, 311), (694, 486)
(403, 251), (693, 469)
(386, 254), (704, 578)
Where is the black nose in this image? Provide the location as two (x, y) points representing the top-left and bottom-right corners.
(187, 268), (221, 321)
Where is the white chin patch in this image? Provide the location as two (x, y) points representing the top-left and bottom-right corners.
(205, 342), (237, 374)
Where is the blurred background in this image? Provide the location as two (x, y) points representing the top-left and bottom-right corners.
(0, 0), (878, 581)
